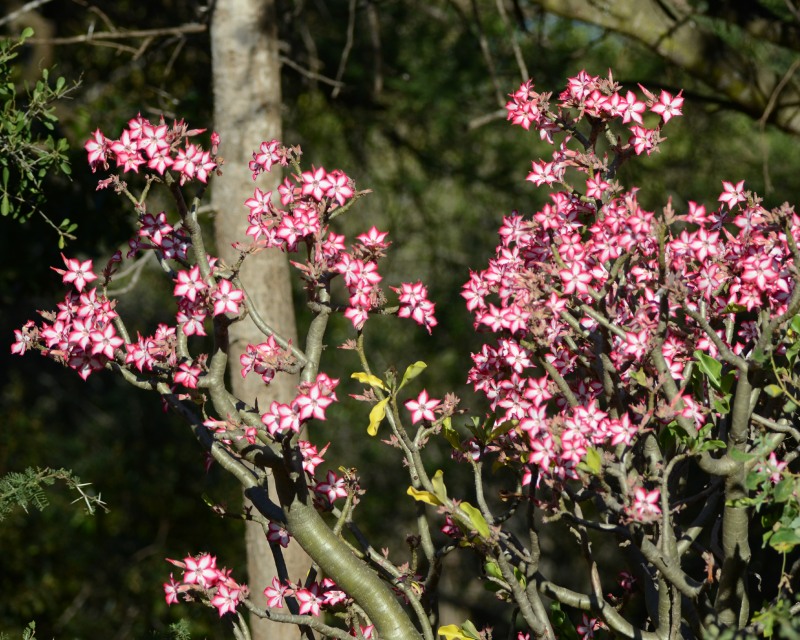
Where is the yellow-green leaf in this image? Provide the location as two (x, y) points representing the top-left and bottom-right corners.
(461, 621), (481, 640)
(583, 447), (602, 476)
(460, 502), (491, 539)
(407, 486), (442, 506)
(438, 626), (471, 640)
(484, 561), (502, 580)
(367, 398), (389, 436)
(764, 384), (783, 398)
(442, 416), (461, 450)
(399, 360), (427, 389)
(438, 623), (480, 640)
(351, 372), (387, 391)
(431, 469), (448, 502)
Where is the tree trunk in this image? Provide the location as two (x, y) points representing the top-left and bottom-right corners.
(210, 2), (309, 639)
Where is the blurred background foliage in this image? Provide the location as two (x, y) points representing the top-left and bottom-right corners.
(2, 0), (800, 636)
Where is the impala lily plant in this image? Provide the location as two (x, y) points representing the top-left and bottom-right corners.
(13, 71), (800, 639)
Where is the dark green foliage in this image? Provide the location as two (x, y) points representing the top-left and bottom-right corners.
(0, 466), (106, 522)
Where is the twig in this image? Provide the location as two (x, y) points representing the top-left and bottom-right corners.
(331, 0), (357, 99)
(0, 0), (55, 27)
(279, 55), (344, 89)
(25, 23), (206, 45)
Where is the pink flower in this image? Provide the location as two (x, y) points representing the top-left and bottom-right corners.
(559, 261), (592, 296)
(718, 180), (746, 209)
(52, 254), (97, 292)
(182, 553), (219, 588)
(267, 521), (291, 548)
(320, 169), (354, 206)
(620, 91), (646, 124)
(89, 322), (123, 359)
(301, 166), (328, 201)
(314, 470), (348, 504)
(404, 390), (441, 424)
(173, 266), (207, 302)
(299, 440), (328, 476)
(295, 375), (338, 421)
(576, 614), (602, 639)
(163, 574), (181, 605)
(211, 279), (245, 316)
(393, 281), (438, 334)
(261, 401), (302, 436)
(174, 361), (202, 389)
(586, 173), (610, 199)
(632, 487), (661, 520)
(211, 584), (240, 616)
(264, 576), (287, 608)
(84, 129), (109, 171)
(650, 89), (684, 123)
(296, 584), (323, 616)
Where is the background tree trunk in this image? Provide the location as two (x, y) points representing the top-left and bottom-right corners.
(211, 2), (309, 639)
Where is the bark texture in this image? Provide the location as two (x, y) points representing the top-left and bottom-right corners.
(210, 2), (308, 639)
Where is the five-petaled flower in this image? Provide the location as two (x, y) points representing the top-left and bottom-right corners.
(404, 390), (441, 424)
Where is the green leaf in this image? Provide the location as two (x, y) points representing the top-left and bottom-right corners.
(630, 368), (649, 387)
(774, 478), (794, 503)
(549, 602), (580, 640)
(367, 398), (389, 436)
(21, 27), (34, 39)
(442, 417), (461, 450)
(399, 361), (427, 389)
(487, 419), (517, 442)
(461, 620), (481, 640)
(694, 351), (723, 389)
(729, 448), (757, 462)
(768, 527), (800, 553)
(352, 371), (387, 391)
(790, 314), (800, 335)
(581, 447), (602, 475)
(484, 561), (502, 580)
(1, 194), (9, 216)
(407, 486), (442, 506)
(695, 439), (726, 453)
(764, 384), (784, 398)
(459, 501), (490, 539)
(712, 395), (731, 414)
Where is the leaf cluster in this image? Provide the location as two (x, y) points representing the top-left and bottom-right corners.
(0, 465), (106, 522)
(0, 28), (77, 244)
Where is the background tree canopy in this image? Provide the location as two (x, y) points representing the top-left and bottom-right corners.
(2, 0), (799, 636)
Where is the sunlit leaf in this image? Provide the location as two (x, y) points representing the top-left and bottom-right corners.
(431, 469), (448, 502)
(407, 486), (441, 506)
(351, 372), (387, 391)
(399, 361), (427, 389)
(460, 502), (490, 539)
(367, 398), (389, 436)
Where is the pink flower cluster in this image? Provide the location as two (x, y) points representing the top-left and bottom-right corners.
(11, 256), (122, 380)
(131, 211), (191, 262)
(85, 115), (217, 185)
(461, 71), (799, 494)
(263, 576), (348, 616)
(260, 373), (339, 438)
(164, 553), (245, 617)
(243, 140), (436, 332)
(172, 264), (245, 337)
